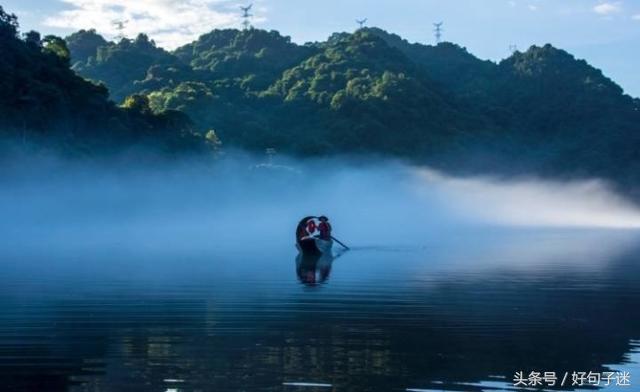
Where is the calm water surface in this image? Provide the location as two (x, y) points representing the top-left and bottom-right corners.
(1, 230), (639, 391)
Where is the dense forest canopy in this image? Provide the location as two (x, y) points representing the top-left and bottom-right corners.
(66, 29), (108, 65)
(70, 33), (181, 102)
(0, 6), (207, 156)
(64, 24), (639, 191)
(1, 4), (639, 194)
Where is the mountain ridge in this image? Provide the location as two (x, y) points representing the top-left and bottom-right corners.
(2, 3), (638, 193)
(60, 26), (640, 192)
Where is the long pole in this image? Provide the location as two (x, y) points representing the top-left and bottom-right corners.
(331, 236), (350, 250)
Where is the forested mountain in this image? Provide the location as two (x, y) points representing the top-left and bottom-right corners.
(66, 29), (108, 64)
(3, 0), (639, 191)
(0, 6), (206, 155)
(174, 29), (315, 91)
(65, 26), (639, 190)
(259, 31), (492, 155)
(491, 45), (640, 179)
(366, 26), (640, 177)
(70, 33), (181, 102)
(364, 27), (498, 100)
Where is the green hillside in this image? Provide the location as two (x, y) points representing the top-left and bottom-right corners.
(0, 6), (205, 156)
(4, 2), (639, 191)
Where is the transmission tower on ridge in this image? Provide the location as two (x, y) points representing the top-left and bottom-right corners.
(112, 19), (128, 41)
(356, 18), (368, 29)
(509, 44), (518, 54)
(240, 4), (253, 30)
(433, 22), (443, 44)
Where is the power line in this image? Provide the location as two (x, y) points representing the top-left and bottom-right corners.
(240, 4), (253, 30)
(112, 19), (128, 41)
(433, 22), (443, 44)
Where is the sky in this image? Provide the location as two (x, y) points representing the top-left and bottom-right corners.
(3, 0), (640, 97)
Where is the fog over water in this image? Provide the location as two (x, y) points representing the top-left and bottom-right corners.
(2, 152), (640, 258)
(0, 154), (640, 258)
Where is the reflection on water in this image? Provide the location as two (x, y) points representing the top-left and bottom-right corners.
(1, 230), (640, 391)
(295, 253), (334, 286)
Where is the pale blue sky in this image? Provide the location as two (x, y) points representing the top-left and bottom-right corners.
(3, 0), (639, 97)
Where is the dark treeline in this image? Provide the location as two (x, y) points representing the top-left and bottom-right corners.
(0, 6), (207, 156)
(64, 24), (640, 193)
(1, 5), (640, 194)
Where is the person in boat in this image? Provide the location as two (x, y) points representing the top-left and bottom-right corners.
(296, 216), (332, 241)
(296, 216), (315, 243)
(318, 216), (332, 240)
(296, 216), (333, 255)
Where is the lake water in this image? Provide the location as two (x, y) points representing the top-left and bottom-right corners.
(2, 228), (639, 391)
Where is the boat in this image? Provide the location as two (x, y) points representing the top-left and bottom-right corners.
(297, 237), (333, 255)
(295, 216), (334, 256)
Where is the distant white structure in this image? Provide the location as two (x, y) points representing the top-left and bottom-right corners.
(266, 148), (276, 164)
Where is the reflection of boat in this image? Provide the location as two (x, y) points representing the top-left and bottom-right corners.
(296, 252), (334, 286)
(295, 216), (333, 256)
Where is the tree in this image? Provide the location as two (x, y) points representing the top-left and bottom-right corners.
(70, 32), (180, 102)
(122, 94), (152, 114)
(0, 5), (18, 38)
(65, 29), (108, 63)
(23, 30), (41, 48)
(43, 35), (71, 63)
(0, 6), (205, 155)
(205, 130), (222, 148)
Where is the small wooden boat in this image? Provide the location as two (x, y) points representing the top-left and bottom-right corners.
(296, 216), (333, 256)
(297, 237), (333, 255)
